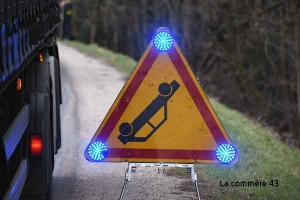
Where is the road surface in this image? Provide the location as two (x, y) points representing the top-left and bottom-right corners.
(52, 43), (198, 200)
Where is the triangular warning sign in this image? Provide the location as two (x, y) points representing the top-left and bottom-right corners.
(84, 27), (238, 164)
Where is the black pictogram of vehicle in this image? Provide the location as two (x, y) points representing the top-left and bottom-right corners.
(118, 80), (180, 144)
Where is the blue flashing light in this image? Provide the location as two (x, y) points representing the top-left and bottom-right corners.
(87, 141), (108, 161)
(216, 144), (236, 164)
(153, 31), (173, 51)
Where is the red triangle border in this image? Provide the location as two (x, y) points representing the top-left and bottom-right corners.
(93, 44), (228, 161)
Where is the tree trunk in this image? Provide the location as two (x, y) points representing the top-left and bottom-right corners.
(90, 24), (96, 44)
(295, 12), (300, 147)
(113, 24), (118, 51)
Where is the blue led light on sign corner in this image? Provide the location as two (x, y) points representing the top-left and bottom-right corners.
(87, 141), (108, 161)
(153, 31), (173, 52)
(216, 144), (236, 164)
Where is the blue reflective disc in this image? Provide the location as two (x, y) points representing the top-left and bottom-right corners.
(153, 31), (173, 51)
(215, 144), (236, 164)
(87, 141), (108, 161)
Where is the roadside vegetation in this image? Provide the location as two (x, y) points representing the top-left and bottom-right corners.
(67, 1), (300, 146)
(59, 40), (300, 200)
(60, 40), (137, 73)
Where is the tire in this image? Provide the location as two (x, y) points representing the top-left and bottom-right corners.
(21, 57), (54, 200)
(45, 94), (53, 199)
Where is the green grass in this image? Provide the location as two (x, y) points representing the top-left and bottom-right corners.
(60, 40), (300, 199)
(59, 40), (137, 73)
(192, 99), (300, 199)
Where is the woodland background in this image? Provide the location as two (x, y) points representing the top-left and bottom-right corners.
(62, 0), (300, 147)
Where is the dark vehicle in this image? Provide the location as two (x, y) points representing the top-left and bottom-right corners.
(0, 0), (62, 199)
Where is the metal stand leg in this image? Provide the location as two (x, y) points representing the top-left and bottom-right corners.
(119, 172), (128, 200)
(119, 163), (201, 200)
(190, 165), (201, 200)
(194, 172), (201, 200)
(119, 163), (133, 200)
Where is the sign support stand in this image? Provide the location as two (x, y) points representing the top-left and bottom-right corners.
(119, 163), (201, 200)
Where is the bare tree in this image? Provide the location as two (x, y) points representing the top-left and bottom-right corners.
(70, 0), (300, 146)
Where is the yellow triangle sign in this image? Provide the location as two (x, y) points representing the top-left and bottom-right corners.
(84, 28), (238, 164)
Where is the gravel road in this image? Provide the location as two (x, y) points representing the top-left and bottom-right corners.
(52, 43), (198, 200)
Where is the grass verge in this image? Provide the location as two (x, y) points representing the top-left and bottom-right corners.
(167, 99), (300, 199)
(206, 99), (300, 199)
(59, 40), (300, 200)
(59, 39), (137, 73)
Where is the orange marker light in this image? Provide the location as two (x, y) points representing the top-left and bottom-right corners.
(16, 78), (22, 90)
(30, 135), (43, 156)
(39, 54), (43, 62)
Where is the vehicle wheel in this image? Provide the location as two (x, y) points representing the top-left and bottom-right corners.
(21, 56), (54, 200)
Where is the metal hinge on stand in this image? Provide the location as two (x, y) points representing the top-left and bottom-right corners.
(119, 163), (201, 200)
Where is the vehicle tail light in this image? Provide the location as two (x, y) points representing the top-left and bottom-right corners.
(16, 78), (22, 90)
(39, 54), (43, 62)
(30, 135), (43, 156)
